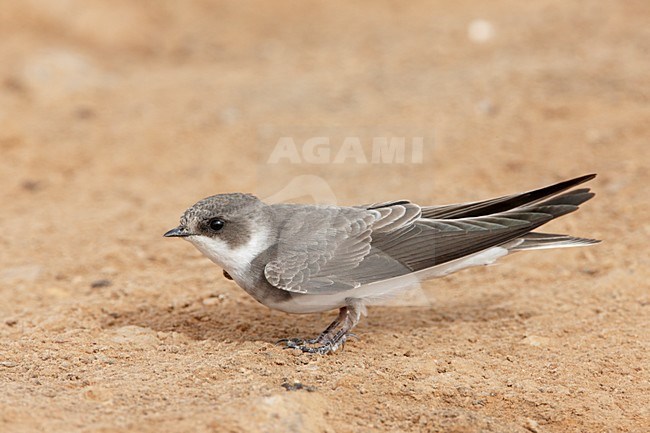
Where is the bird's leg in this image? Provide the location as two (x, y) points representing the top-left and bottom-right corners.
(278, 299), (365, 354)
(276, 308), (346, 346)
(310, 307), (347, 344)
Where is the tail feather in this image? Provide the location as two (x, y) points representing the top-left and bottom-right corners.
(510, 232), (600, 251)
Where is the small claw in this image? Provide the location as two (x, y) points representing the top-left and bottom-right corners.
(275, 338), (335, 354)
(275, 337), (304, 346)
(283, 341), (302, 350)
(277, 337), (326, 351)
(297, 343), (334, 354)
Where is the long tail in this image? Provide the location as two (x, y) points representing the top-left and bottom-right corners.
(509, 182), (600, 250)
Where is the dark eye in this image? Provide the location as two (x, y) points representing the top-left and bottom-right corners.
(208, 218), (225, 232)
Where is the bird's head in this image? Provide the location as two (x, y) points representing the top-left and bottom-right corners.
(164, 193), (271, 273)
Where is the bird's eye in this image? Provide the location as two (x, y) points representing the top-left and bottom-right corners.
(208, 218), (225, 232)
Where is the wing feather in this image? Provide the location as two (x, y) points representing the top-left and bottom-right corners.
(263, 175), (596, 295)
(264, 205), (377, 294)
(421, 174), (595, 219)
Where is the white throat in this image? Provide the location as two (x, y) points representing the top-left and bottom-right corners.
(186, 226), (271, 280)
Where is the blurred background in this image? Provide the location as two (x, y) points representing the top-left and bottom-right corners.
(0, 1), (648, 432)
(2, 0), (646, 273)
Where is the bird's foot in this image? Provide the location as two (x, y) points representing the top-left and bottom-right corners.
(276, 333), (355, 354)
(276, 337), (320, 346)
(275, 304), (363, 354)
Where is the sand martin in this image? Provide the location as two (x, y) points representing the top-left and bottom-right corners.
(165, 174), (599, 354)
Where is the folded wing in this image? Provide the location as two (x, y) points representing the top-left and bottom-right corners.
(264, 175), (597, 295)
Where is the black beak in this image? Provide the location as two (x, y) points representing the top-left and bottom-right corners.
(164, 226), (190, 237)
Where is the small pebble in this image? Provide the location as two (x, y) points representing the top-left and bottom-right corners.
(91, 279), (112, 288)
(525, 418), (541, 432)
(468, 19), (495, 43)
(281, 381), (317, 392)
(21, 180), (43, 191)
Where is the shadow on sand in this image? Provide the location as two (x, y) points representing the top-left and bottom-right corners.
(102, 290), (531, 345)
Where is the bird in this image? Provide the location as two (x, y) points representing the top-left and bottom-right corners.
(164, 174), (599, 354)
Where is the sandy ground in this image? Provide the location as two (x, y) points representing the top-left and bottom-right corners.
(1, 1), (649, 432)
